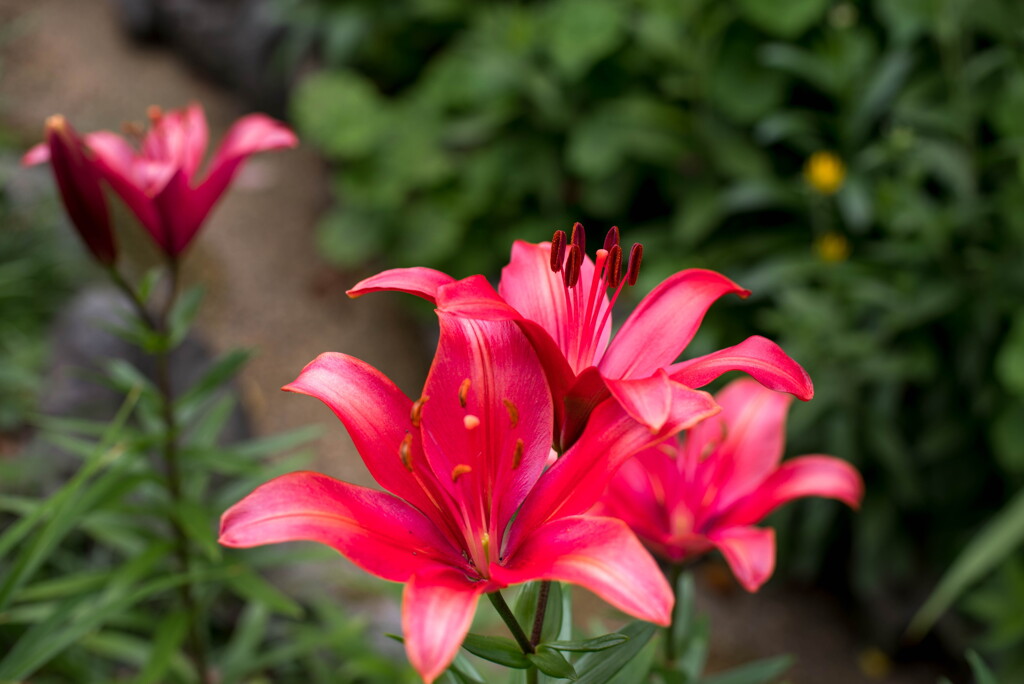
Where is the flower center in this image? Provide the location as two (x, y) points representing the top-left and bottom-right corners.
(549, 223), (643, 373)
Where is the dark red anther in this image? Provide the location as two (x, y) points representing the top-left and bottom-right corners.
(570, 222), (585, 256)
(626, 243), (643, 285)
(563, 244), (582, 288)
(550, 230), (567, 272)
(603, 226), (620, 252)
(607, 245), (623, 288)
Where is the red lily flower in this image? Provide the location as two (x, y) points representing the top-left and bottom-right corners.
(23, 115), (116, 265)
(597, 378), (863, 592)
(220, 313), (718, 682)
(25, 103), (297, 257)
(348, 225), (812, 450)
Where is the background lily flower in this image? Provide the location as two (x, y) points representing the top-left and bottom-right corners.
(349, 224), (812, 450)
(26, 103), (297, 257)
(22, 115), (116, 265)
(220, 312), (716, 683)
(598, 378), (863, 592)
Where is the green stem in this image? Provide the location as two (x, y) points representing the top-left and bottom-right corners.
(106, 266), (156, 329)
(109, 262), (210, 683)
(488, 592), (535, 655)
(530, 580), (552, 646)
(664, 564), (683, 667)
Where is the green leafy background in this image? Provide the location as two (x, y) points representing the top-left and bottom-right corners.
(276, 0), (1024, 675)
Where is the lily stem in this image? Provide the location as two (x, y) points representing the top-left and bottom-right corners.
(488, 592), (535, 655)
(530, 580), (552, 645)
(664, 563), (683, 667)
(115, 262), (210, 683)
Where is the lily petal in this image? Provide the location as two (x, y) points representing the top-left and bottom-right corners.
(86, 130), (164, 238)
(420, 313), (552, 539)
(669, 335), (813, 401)
(708, 526), (776, 592)
(182, 113), (297, 249)
(494, 516), (672, 625)
(436, 276), (577, 436)
(685, 379), (792, 513)
(22, 142), (50, 165)
(283, 352), (450, 533)
(510, 379), (718, 548)
(347, 267), (456, 302)
(403, 567), (485, 684)
(29, 117), (116, 265)
(605, 370), (675, 433)
(498, 240), (610, 366)
(717, 455), (864, 528)
(219, 471), (462, 581)
(599, 269), (749, 380)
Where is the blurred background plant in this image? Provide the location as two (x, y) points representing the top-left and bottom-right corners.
(274, 0), (1024, 675)
(0, 151), (81, 434)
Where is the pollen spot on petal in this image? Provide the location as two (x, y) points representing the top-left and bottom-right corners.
(399, 433), (414, 472)
(463, 414), (481, 430)
(512, 439), (524, 469)
(502, 399), (519, 428)
(410, 395), (429, 428)
(451, 464), (473, 482)
(458, 378), (471, 408)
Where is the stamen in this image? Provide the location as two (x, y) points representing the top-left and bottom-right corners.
(607, 245), (623, 288)
(458, 378), (471, 408)
(451, 464), (473, 482)
(563, 245), (582, 288)
(512, 439), (524, 469)
(147, 105), (163, 123)
(550, 230), (567, 272)
(410, 395), (429, 428)
(626, 243), (643, 285)
(603, 226), (620, 251)
(502, 399), (519, 428)
(399, 433), (414, 472)
(463, 414), (481, 430)
(481, 532), (491, 561)
(570, 222), (585, 256)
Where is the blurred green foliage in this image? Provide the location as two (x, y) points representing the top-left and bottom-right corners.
(0, 159), (80, 432)
(279, 0), (1024, 670)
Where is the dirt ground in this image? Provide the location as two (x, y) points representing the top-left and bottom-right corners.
(0, 1), (950, 682)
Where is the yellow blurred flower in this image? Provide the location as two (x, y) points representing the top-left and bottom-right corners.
(815, 231), (850, 263)
(804, 151), (846, 195)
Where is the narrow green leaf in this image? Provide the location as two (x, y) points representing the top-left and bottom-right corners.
(176, 348), (251, 415)
(527, 646), (576, 680)
(574, 622), (657, 684)
(965, 650), (998, 684)
(545, 633), (629, 652)
(13, 570), (108, 602)
(224, 567), (304, 619)
(908, 487), (1024, 638)
(135, 611), (190, 684)
(0, 543), (172, 679)
(173, 499), (222, 562)
(0, 390), (141, 607)
(167, 285), (204, 348)
(461, 633), (531, 669)
(220, 602), (271, 684)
